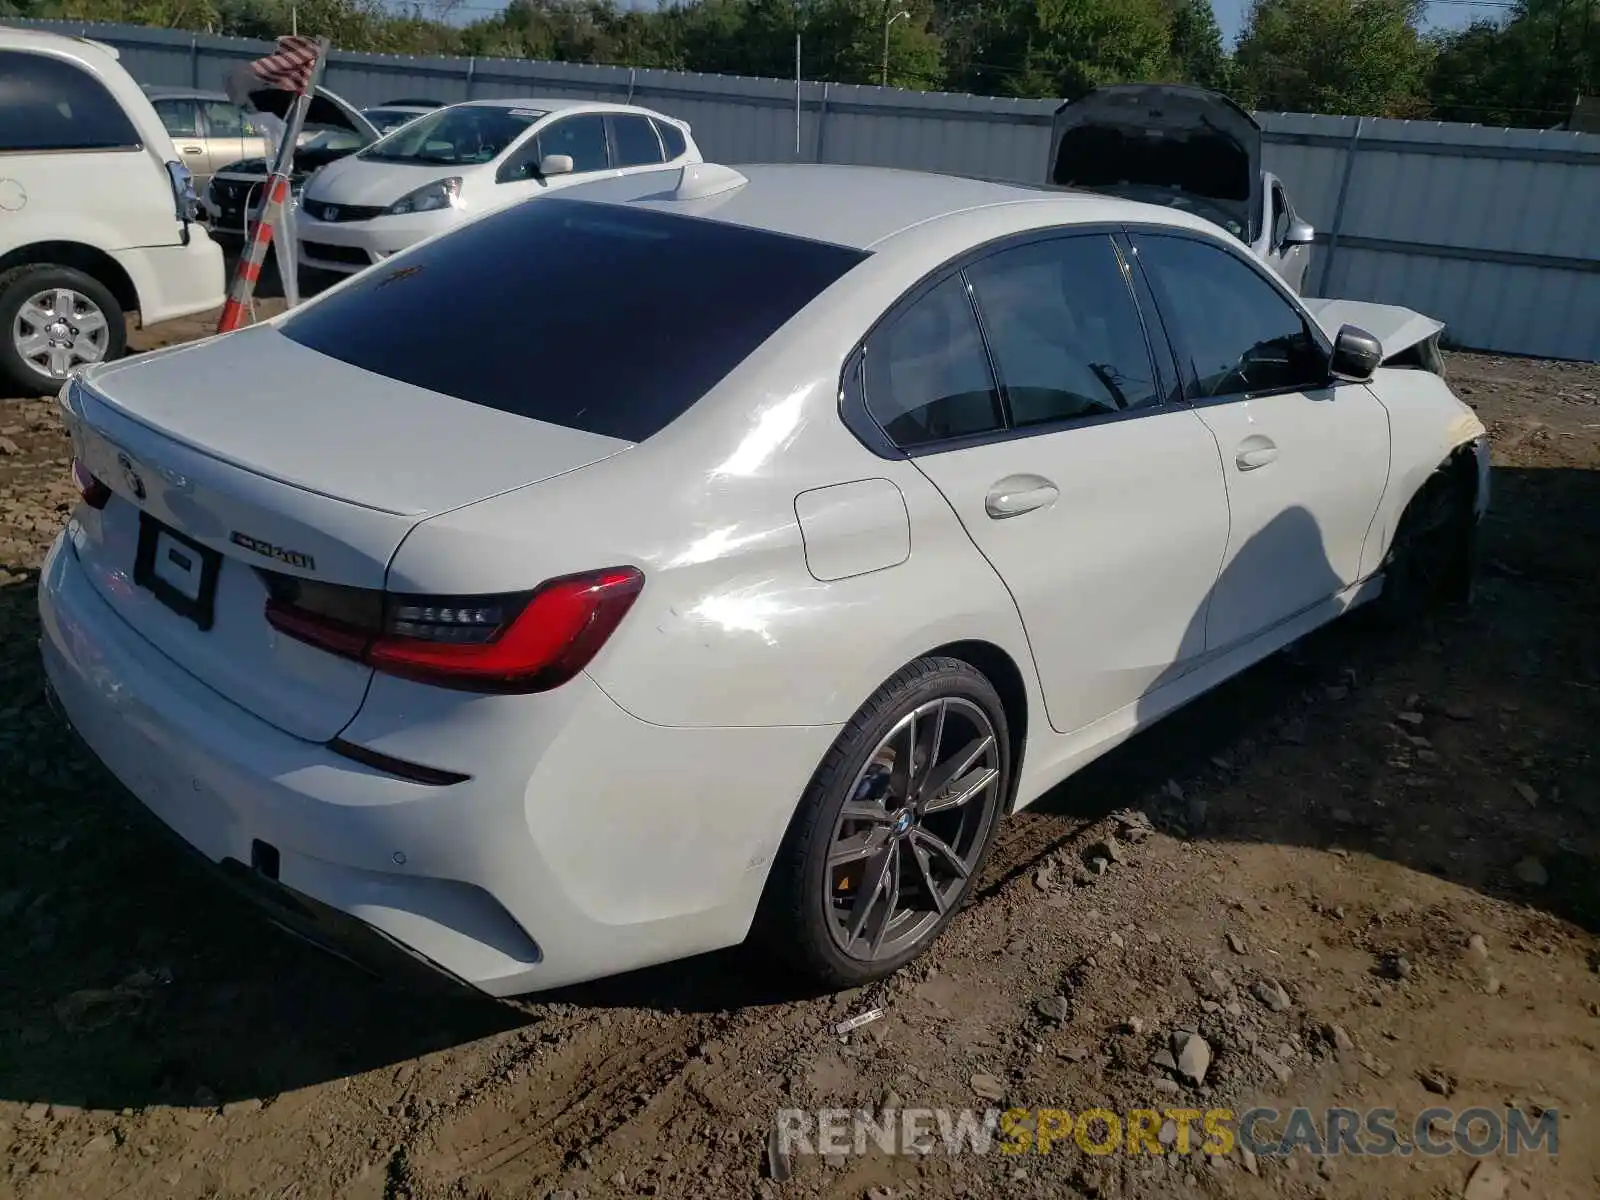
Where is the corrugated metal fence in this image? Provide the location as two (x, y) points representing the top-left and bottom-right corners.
(11, 19), (1600, 360)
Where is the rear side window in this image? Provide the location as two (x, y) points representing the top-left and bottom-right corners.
(0, 51), (141, 153)
(154, 98), (200, 138)
(863, 276), (1003, 448)
(281, 199), (868, 442)
(654, 119), (688, 160)
(965, 235), (1159, 426)
(610, 115), (663, 167)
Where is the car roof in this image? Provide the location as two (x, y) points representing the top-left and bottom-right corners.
(144, 86), (230, 102)
(453, 98), (678, 119)
(554, 162), (1222, 251)
(0, 26), (123, 64)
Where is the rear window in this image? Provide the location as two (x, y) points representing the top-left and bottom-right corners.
(281, 198), (867, 442)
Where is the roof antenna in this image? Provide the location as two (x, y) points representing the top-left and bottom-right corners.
(671, 163), (748, 202)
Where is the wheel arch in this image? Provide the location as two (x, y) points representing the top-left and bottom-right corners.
(0, 242), (140, 315)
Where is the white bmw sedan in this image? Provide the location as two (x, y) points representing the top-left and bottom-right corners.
(39, 163), (1489, 997)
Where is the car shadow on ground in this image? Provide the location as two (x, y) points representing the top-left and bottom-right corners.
(0, 465), (1594, 1110)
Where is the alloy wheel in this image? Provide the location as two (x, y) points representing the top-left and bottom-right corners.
(13, 288), (110, 380)
(824, 696), (1002, 961)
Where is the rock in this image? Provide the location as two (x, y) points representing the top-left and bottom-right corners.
(1152, 1077), (1181, 1095)
(1034, 864), (1056, 891)
(765, 1125), (792, 1182)
(1088, 857), (1109, 876)
(1323, 685), (1349, 701)
(866, 1188), (896, 1200)
(1467, 934), (1489, 960)
(1158, 1119), (1178, 1147)
(21, 1102), (49, 1123)
(1163, 779), (1185, 801)
(1359, 1051), (1391, 1078)
(1331, 807), (1355, 825)
(1089, 838), (1125, 865)
(1462, 1159), (1511, 1200)
(1176, 1033), (1212, 1086)
(1186, 797), (1209, 830)
(1385, 953), (1414, 981)
(1279, 719), (1307, 745)
(1060, 1045), (1090, 1063)
(1485, 975), (1502, 995)
(1124, 1017), (1144, 1036)
(970, 1073), (1007, 1102)
(1253, 979), (1292, 1012)
(1514, 857), (1548, 886)
(1396, 711), (1425, 725)
(1326, 1023), (1355, 1052)
(1150, 1048), (1178, 1071)
(1226, 932), (1246, 954)
(1512, 780), (1538, 805)
(1255, 1047), (1292, 1084)
(1036, 995), (1071, 1024)
(82, 1134), (114, 1155)
(0, 437), (20, 456)
(221, 1098), (262, 1118)
(1420, 1068), (1456, 1097)
(1108, 931), (1124, 948)
(1442, 704), (1474, 722)
(1240, 1146), (1258, 1175)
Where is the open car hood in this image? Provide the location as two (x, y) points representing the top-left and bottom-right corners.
(1049, 84), (1263, 243)
(222, 64), (379, 143)
(1301, 298), (1446, 362)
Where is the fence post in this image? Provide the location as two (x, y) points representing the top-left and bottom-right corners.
(1316, 115), (1364, 296)
(814, 81), (830, 163)
(189, 32), (199, 88)
(464, 56), (476, 100)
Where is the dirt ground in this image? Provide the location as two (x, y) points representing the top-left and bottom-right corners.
(0, 308), (1597, 1200)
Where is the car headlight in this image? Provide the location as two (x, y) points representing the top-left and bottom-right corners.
(387, 177), (462, 215)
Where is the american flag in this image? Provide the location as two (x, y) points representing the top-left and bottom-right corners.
(249, 34), (322, 95)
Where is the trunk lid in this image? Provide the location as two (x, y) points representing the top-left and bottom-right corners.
(1048, 84), (1263, 244)
(64, 329), (630, 741)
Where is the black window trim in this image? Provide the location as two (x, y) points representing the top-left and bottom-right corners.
(155, 97), (202, 140)
(652, 117), (688, 161)
(840, 222), (1184, 461)
(605, 112), (666, 168)
(0, 51), (144, 156)
(1122, 222), (1334, 411)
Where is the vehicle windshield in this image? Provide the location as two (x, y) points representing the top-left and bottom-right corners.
(299, 126), (368, 154)
(359, 106), (544, 165)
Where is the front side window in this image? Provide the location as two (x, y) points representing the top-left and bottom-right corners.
(360, 105), (542, 166)
(154, 98), (201, 138)
(966, 235), (1159, 427)
(0, 51), (141, 152)
(281, 199), (866, 442)
(863, 276), (1003, 449)
(1132, 233), (1325, 399)
(610, 115), (663, 167)
(537, 115), (610, 173)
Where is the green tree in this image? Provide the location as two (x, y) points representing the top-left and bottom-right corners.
(948, 0), (1172, 99)
(1164, 0), (1230, 89)
(1428, 0), (1599, 128)
(1234, 0), (1433, 116)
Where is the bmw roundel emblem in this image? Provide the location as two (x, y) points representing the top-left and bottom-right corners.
(117, 452), (145, 500)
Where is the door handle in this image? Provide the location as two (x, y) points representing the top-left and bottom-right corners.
(1235, 438), (1279, 471)
(182, 145), (204, 154)
(985, 474), (1059, 519)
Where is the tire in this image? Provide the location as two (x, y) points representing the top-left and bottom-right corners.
(1371, 460), (1477, 626)
(0, 264), (127, 396)
(758, 656), (1012, 989)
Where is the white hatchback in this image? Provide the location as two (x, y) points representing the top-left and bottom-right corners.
(295, 98), (700, 274)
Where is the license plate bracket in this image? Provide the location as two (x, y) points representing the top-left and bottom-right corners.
(134, 513), (221, 631)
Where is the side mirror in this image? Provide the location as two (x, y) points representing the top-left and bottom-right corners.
(1283, 217), (1316, 247)
(1329, 324), (1383, 383)
(538, 153), (574, 178)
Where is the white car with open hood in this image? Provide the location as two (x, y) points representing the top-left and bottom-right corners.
(1048, 83), (1316, 293)
(294, 98), (701, 274)
(40, 162), (1488, 997)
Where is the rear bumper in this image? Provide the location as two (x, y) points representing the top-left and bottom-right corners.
(38, 530), (832, 996)
(112, 234), (225, 327)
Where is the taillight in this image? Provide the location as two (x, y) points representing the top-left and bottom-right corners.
(71, 458), (111, 510)
(263, 567), (643, 694)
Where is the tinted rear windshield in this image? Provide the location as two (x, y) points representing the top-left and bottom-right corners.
(281, 198), (867, 442)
